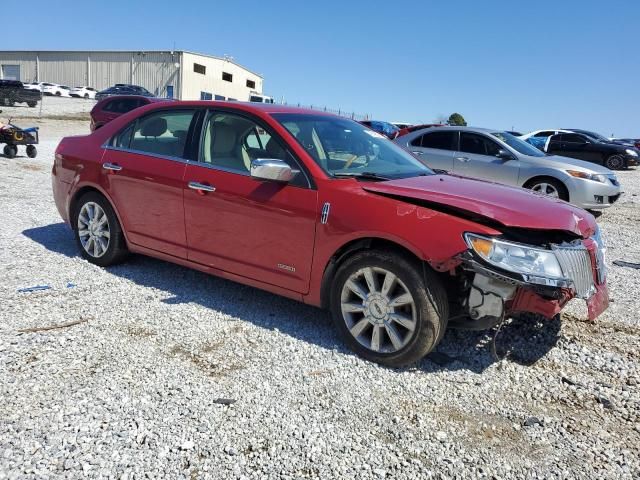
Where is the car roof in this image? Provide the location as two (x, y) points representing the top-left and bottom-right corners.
(417, 126), (498, 134)
(146, 101), (337, 116)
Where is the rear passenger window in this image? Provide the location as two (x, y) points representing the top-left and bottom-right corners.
(419, 131), (457, 150)
(128, 110), (195, 159)
(561, 134), (585, 143)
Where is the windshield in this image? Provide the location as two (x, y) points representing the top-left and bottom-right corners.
(491, 131), (545, 157)
(273, 114), (433, 179)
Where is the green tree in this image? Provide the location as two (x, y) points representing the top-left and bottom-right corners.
(448, 113), (467, 126)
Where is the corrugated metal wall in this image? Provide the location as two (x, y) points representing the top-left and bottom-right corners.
(0, 52), (37, 82)
(0, 51), (181, 97)
(0, 51), (261, 100)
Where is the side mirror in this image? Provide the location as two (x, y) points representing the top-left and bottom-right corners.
(250, 158), (296, 182)
(497, 149), (514, 160)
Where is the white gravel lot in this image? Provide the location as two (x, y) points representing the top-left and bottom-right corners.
(0, 119), (639, 479)
(2, 96), (95, 121)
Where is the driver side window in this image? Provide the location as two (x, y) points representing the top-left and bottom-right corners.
(200, 112), (309, 187)
(460, 132), (501, 156)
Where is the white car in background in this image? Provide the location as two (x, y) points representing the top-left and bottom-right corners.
(69, 86), (97, 99)
(42, 84), (71, 97)
(23, 82), (45, 91)
(518, 129), (572, 151)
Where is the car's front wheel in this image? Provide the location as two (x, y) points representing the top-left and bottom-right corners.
(526, 178), (569, 201)
(605, 154), (625, 170)
(330, 250), (448, 367)
(73, 192), (128, 266)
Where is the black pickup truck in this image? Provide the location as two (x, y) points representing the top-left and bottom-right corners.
(0, 80), (40, 108)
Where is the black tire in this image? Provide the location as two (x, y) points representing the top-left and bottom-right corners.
(55, 91), (61, 96)
(525, 177), (569, 201)
(330, 250), (448, 367)
(27, 101), (36, 108)
(84, 93), (89, 99)
(604, 154), (625, 170)
(3, 145), (17, 159)
(26, 145), (37, 158)
(73, 192), (128, 267)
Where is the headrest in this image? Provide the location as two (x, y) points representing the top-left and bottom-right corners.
(265, 138), (285, 159)
(211, 124), (237, 154)
(140, 117), (167, 137)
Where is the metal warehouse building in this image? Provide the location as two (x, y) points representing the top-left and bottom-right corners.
(0, 50), (264, 101)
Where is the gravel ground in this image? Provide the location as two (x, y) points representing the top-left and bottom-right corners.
(1, 120), (639, 479)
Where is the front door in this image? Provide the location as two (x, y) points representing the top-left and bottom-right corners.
(101, 108), (197, 258)
(454, 132), (520, 185)
(183, 110), (318, 293)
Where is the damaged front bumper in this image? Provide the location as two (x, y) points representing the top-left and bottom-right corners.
(458, 240), (609, 325)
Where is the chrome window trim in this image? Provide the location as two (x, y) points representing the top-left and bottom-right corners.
(102, 145), (192, 165)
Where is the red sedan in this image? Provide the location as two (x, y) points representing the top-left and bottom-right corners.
(90, 95), (167, 131)
(52, 102), (609, 366)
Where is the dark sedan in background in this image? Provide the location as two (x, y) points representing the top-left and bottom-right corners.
(95, 84), (155, 101)
(547, 131), (639, 169)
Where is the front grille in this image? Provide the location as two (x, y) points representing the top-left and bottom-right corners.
(552, 244), (595, 299)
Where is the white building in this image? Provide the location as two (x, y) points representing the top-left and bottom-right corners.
(0, 50), (264, 101)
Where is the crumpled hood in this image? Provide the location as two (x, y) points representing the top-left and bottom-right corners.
(363, 174), (597, 238)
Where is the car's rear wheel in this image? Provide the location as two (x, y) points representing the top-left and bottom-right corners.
(330, 250), (448, 367)
(73, 192), (128, 267)
(605, 154), (625, 170)
(26, 145), (37, 158)
(27, 101), (36, 108)
(84, 93), (89, 99)
(526, 178), (568, 201)
(55, 91), (61, 96)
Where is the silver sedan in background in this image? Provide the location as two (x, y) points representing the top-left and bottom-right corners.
(394, 126), (621, 210)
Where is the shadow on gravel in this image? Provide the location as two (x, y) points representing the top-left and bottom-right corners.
(22, 222), (79, 258)
(24, 222), (562, 373)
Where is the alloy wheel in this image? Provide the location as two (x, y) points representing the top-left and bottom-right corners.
(606, 155), (624, 170)
(77, 202), (110, 258)
(340, 267), (417, 353)
(531, 182), (559, 198)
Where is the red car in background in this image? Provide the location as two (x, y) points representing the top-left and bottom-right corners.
(53, 102), (609, 366)
(90, 96), (168, 131)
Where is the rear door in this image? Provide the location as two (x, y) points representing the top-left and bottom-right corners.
(183, 109), (318, 293)
(409, 130), (458, 171)
(101, 108), (198, 258)
(550, 133), (599, 162)
(454, 132), (520, 185)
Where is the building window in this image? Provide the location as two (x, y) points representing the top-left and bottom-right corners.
(214, 94), (226, 101)
(246, 79), (256, 89)
(194, 63), (206, 75)
(222, 72), (233, 82)
(200, 91), (212, 100)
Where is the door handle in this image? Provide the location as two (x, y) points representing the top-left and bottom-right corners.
(102, 162), (122, 171)
(188, 181), (216, 193)
(455, 156), (470, 162)
(411, 151), (424, 156)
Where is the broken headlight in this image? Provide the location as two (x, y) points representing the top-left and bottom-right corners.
(465, 233), (564, 280)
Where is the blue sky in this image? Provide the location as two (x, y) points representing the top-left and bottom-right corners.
(4, 0), (639, 136)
